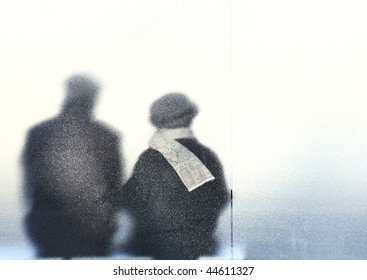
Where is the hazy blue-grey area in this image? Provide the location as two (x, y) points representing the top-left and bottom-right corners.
(1, 0), (367, 259)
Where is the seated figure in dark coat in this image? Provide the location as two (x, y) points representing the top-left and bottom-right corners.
(22, 74), (124, 259)
(119, 93), (229, 260)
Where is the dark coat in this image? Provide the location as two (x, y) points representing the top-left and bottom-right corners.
(22, 112), (124, 258)
(119, 138), (229, 260)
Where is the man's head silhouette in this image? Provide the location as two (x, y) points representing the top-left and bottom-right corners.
(62, 74), (101, 117)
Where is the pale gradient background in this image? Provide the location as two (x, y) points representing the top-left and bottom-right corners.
(0, 0), (367, 259)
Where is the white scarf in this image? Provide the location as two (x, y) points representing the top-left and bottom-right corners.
(149, 128), (215, 192)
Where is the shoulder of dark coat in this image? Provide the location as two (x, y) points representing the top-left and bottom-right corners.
(130, 148), (167, 173)
(177, 138), (222, 161)
(136, 148), (163, 163)
(136, 139), (225, 176)
(92, 120), (122, 141)
(176, 138), (226, 178)
(26, 117), (60, 137)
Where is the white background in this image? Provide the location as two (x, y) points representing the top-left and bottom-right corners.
(1, 0), (367, 259)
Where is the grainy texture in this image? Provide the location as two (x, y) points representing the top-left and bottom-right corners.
(119, 138), (229, 260)
(23, 112), (123, 258)
(22, 75), (124, 259)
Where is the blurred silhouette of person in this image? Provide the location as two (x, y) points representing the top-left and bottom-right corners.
(119, 93), (229, 260)
(22, 74), (125, 259)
